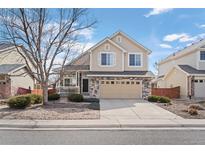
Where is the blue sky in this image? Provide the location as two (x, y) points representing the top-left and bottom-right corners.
(84, 8), (205, 73)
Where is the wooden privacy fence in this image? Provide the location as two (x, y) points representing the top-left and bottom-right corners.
(151, 86), (180, 99)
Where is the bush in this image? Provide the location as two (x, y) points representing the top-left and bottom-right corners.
(188, 108), (198, 115)
(158, 96), (171, 103)
(27, 94), (42, 104)
(48, 93), (60, 101)
(148, 95), (160, 102)
(7, 95), (31, 109)
(68, 94), (84, 102)
(188, 104), (204, 110)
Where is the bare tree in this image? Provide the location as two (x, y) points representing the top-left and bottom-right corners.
(0, 8), (96, 104)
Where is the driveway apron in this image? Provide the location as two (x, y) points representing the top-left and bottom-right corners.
(100, 99), (183, 120)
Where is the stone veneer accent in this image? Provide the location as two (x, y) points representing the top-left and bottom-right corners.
(88, 77), (152, 99)
(0, 76), (11, 99)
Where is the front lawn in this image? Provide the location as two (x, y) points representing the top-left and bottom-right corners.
(156, 99), (205, 119)
(0, 97), (100, 120)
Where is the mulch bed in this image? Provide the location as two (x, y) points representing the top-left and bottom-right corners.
(0, 100), (100, 120)
(156, 100), (205, 119)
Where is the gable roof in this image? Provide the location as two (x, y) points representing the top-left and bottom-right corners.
(67, 30), (151, 66)
(159, 39), (205, 65)
(89, 37), (127, 53)
(0, 64), (25, 74)
(110, 31), (152, 54)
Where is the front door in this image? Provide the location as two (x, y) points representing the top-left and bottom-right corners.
(82, 79), (89, 93)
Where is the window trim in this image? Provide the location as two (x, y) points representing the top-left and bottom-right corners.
(99, 52), (116, 67)
(200, 51), (205, 61)
(128, 53), (143, 67)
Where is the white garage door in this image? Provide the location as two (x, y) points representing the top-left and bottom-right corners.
(99, 80), (142, 99)
(194, 79), (205, 98)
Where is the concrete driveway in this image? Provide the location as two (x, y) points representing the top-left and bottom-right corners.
(100, 99), (183, 120)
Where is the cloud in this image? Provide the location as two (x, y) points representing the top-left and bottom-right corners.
(163, 33), (189, 42)
(144, 8), (173, 18)
(196, 24), (205, 29)
(163, 33), (205, 43)
(76, 28), (94, 40)
(159, 44), (172, 49)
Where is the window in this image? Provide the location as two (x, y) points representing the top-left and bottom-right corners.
(200, 51), (205, 60)
(101, 53), (115, 66)
(101, 81), (105, 84)
(111, 81), (115, 84)
(126, 81), (130, 84)
(129, 53), (142, 66)
(64, 78), (71, 86)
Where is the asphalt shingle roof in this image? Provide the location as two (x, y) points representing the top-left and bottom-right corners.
(178, 65), (205, 74)
(87, 71), (154, 77)
(0, 43), (14, 52)
(0, 64), (25, 74)
(64, 65), (90, 71)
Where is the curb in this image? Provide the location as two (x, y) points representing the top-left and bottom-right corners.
(2, 119), (205, 129)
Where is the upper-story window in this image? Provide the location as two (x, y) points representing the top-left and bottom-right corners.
(128, 53), (142, 67)
(100, 52), (115, 66)
(200, 51), (205, 60)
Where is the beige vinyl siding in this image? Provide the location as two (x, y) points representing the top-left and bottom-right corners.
(90, 40), (123, 72)
(111, 33), (148, 71)
(0, 49), (24, 65)
(164, 68), (187, 98)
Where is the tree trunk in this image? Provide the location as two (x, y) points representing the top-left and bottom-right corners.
(42, 83), (48, 105)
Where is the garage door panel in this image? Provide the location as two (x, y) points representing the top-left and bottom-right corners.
(194, 79), (205, 98)
(99, 80), (142, 99)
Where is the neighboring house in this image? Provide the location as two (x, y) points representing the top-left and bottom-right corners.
(56, 31), (154, 99)
(0, 43), (34, 98)
(156, 39), (205, 99)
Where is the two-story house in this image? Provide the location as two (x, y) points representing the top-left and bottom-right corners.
(0, 43), (34, 98)
(157, 39), (205, 99)
(57, 31), (154, 99)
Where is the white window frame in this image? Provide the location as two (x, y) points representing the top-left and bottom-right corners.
(128, 53), (143, 67)
(99, 52), (116, 67)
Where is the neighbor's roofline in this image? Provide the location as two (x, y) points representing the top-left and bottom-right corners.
(158, 39), (205, 65)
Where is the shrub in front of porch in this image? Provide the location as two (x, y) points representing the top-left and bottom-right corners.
(48, 93), (60, 101)
(68, 94), (84, 102)
(147, 95), (160, 102)
(7, 95), (31, 109)
(158, 96), (171, 103)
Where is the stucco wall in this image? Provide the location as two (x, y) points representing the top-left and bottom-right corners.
(90, 40), (123, 71)
(163, 68), (187, 98)
(158, 50), (198, 76)
(111, 33), (148, 71)
(10, 68), (34, 96)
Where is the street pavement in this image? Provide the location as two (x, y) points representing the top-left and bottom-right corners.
(0, 128), (205, 144)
